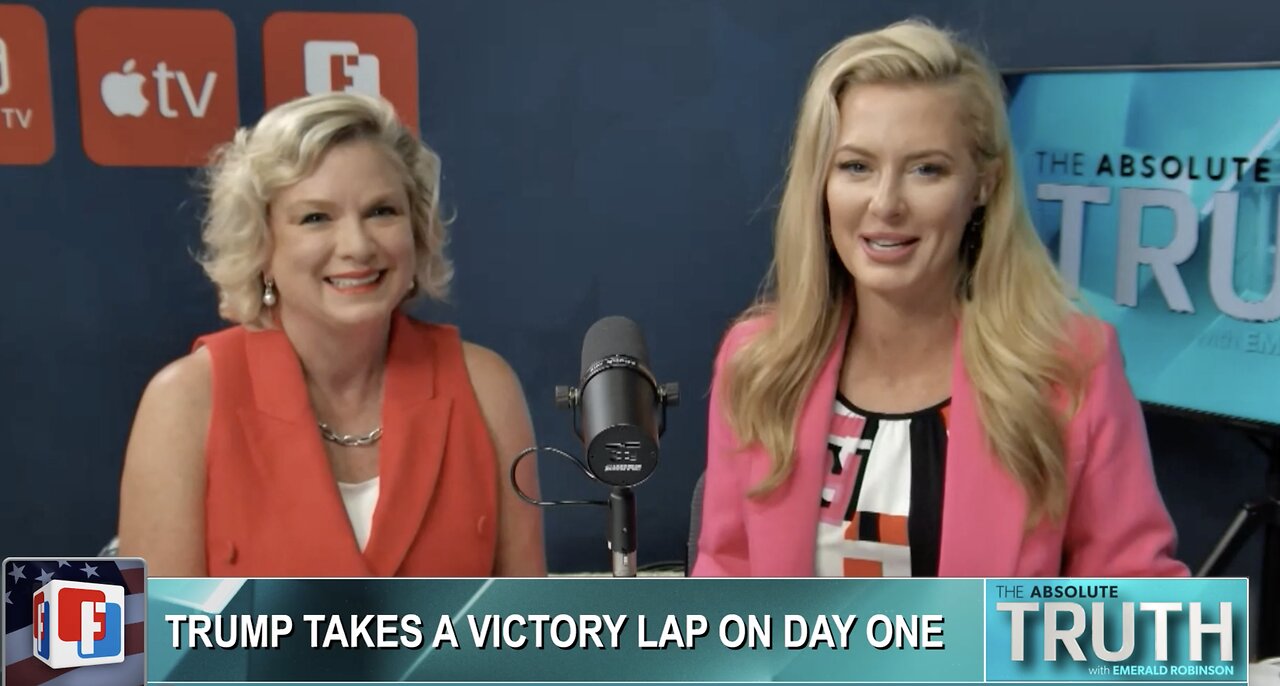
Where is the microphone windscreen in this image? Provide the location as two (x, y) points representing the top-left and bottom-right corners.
(580, 316), (650, 377)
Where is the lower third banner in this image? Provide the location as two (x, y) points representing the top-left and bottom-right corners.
(140, 577), (1246, 683)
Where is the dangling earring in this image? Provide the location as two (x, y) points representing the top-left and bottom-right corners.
(262, 279), (277, 307)
(960, 206), (986, 300)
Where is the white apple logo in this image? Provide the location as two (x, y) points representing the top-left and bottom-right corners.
(100, 59), (149, 117)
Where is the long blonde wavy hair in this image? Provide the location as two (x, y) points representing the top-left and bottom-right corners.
(197, 92), (452, 328)
(721, 20), (1088, 523)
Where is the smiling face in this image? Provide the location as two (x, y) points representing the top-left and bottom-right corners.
(264, 138), (417, 330)
(826, 82), (989, 304)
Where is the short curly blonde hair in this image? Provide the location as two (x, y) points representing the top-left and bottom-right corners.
(197, 92), (452, 328)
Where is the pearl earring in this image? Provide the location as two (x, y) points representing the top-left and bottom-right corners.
(262, 279), (277, 307)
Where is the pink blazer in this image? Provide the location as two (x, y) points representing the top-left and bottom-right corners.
(693, 306), (1189, 577)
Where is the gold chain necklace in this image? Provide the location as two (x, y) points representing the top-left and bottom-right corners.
(317, 422), (383, 448)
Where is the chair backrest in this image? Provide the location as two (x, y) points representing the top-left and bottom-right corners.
(686, 471), (706, 575)
(99, 536), (120, 557)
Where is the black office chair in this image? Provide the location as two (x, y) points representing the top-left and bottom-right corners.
(99, 537), (119, 557)
(686, 471), (706, 576)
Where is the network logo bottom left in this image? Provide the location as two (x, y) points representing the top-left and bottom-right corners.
(4, 558), (145, 686)
(34, 579), (124, 667)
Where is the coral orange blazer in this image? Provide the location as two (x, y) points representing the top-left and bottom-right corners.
(196, 313), (498, 576)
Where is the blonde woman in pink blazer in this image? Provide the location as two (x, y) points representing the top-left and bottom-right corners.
(693, 20), (1188, 578)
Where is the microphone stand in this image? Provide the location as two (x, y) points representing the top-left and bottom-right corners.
(609, 487), (638, 577)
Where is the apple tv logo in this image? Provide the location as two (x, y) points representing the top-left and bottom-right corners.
(99, 59), (217, 119)
(76, 7), (237, 166)
(100, 59), (147, 117)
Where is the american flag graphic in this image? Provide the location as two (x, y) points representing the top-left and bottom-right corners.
(3, 559), (144, 686)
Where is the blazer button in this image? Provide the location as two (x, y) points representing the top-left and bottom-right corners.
(225, 541), (237, 565)
(476, 516), (487, 536)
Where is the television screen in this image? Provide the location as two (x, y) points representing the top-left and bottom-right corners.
(1006, 65), (1280, 427)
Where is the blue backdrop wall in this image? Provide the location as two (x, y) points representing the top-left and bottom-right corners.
(0, 0), (1274, 597)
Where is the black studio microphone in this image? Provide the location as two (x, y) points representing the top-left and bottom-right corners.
(556, 316), (679, 576)
(578, 316), (662, 487)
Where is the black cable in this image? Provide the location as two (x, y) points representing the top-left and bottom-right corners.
(509, 446), (609, 508)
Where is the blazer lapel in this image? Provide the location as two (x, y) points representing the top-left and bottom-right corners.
(240, 327), (370, 575)
(937, 326), (1027, 576)
(360, 314), (450, 576)
(748, 303), (853, 576)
